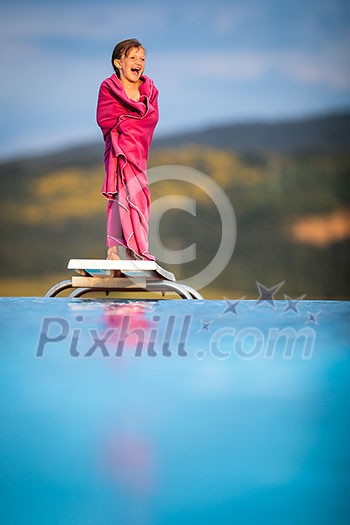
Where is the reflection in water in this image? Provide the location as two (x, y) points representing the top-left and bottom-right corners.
(102, 301), (154, 353)
(101, 428), (156, 525)
(100, 302), (157, 524)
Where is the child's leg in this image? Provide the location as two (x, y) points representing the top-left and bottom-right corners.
(106, 196), (124, 248)
(106, 197), (124, 267)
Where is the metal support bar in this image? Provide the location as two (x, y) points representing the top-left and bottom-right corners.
(177, 284), (204, 300)
(68, 283), (190, 299)
(46, 277), (202, 300)
(146, 281), (193, 299)
(45, 280), (73, 298)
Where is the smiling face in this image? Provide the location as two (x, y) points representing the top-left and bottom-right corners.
(114, 46), (146, 85)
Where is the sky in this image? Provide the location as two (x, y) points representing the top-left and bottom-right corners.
(0, 0), (349, 159)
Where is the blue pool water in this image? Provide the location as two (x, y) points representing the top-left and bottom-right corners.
(0, 297), (349, 525)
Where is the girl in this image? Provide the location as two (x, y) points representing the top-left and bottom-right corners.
(97, 38), (159, 261)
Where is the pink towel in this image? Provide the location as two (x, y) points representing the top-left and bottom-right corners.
(96, 74), (159, 260)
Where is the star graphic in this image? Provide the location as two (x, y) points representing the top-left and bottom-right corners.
(282, 294), (307, 315)
(253, 280), (285, 309)
(220, 298), (245, 318)
(198, 320), (213, 332)
(305, 311), (321, 325)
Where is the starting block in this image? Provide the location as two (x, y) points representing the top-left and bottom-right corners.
(45, 259), (203, 299)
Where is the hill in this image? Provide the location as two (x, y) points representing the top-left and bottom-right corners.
(0, 111), (349, 298)
(153, 111), (350, 153)
(0, 110), (349, 173)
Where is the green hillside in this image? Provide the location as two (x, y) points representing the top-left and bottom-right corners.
(153, 111), (350, 153)
(0, 113), (349, 298)
(0, 113), (350, 298)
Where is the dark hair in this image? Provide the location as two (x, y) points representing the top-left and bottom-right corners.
(111, 38), (145, 78)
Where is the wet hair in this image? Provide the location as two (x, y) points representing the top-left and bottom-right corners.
(111, 38), (145, 78)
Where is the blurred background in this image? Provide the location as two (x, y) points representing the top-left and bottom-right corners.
(0, 0), (349, 298)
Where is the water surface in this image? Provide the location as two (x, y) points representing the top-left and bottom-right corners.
(0, 298), (349, 524)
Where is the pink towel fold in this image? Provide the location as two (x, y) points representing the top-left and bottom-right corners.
(96, 74), (159, 260)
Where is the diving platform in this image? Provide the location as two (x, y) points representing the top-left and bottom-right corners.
(45, 259), (203, 299)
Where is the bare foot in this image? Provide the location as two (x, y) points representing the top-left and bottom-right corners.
(107, 246), (121, 260)
(106, 246), (122, 277)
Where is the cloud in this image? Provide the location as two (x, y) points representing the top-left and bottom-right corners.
(151, 38), (350, 90)
(213, 3), (260, 34)
(0, 2), (168, 44)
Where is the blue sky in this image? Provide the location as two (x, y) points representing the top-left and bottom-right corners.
(0, 0), (349, 159)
